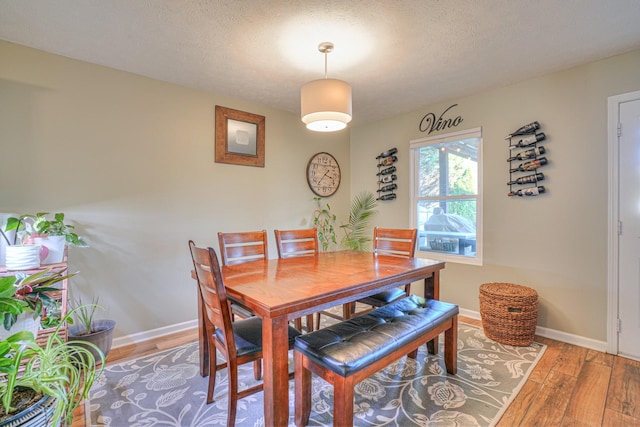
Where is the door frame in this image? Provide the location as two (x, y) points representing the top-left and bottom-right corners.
(607, 89), (640, 355)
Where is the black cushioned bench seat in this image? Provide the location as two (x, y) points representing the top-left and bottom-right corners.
(294, 295), (458, 427)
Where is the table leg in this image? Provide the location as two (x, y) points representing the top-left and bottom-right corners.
(424, 270), (441, 354)
(262, 315), (290, 426)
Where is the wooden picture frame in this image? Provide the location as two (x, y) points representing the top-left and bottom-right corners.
(215, 105), (265, 167)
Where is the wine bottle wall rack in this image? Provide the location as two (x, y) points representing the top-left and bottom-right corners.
(506, 121), (548, 197)
(376, 147), (398, 201)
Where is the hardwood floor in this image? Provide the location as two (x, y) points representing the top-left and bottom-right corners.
(72, 317), (640, 426)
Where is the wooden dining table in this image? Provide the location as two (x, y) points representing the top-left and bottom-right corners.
(194, 250), (445, 426)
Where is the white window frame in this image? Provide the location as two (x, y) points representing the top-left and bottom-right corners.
(409, 127), (483, 266)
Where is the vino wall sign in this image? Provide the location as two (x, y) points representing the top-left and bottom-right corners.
(419, 104), (463, 134)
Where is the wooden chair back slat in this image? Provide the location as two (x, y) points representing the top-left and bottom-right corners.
(188, 241), (237, 360)
(274, 229), (319, 259)
(218, 230), (268, 266)
(373, 227), (417, 258)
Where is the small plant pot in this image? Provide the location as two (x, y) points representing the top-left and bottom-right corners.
(0, 391), (56, 427)
(68, 319), (116, 364)
(33, 235), (66, 264)
(5, 245), (42, 270)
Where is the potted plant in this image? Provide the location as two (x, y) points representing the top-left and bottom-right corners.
(0, 308), (104, 426)
(340, 191), (378, 251)
(0, 215), (43, 270)
(311, 191), (378, 252)
(312, 197), (338, 251)
(0, 212), (87, 267)
(31, 212), (87, 264)
(0, 269), (76, 340)
(68, 296), (116, 363)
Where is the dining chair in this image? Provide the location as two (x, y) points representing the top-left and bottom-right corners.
(217, 230), (269, 319)
(189, 241), (301, 427)
(218, 230), (269, 266)
(274, 228), (319, 332)
(351, 227), (418, 314)
(315, 227), (418, 328)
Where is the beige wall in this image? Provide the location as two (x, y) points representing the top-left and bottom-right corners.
(0, 41), (351, 338)
(350, 48), (640, 341)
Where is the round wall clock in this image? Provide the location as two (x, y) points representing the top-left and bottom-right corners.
(306, 152), (341, 197)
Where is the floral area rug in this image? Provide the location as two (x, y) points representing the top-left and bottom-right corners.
(87, 322), (545, 426)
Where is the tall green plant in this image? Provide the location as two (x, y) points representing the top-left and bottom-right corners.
(340, 191), (378, 251)
(312, 197), (337, 251)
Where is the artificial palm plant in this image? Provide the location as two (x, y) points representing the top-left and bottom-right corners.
(340, 191), (378, 251)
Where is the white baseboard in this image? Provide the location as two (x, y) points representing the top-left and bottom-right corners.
(113, 310), (609, 354)
(112, 319), (198, 349)
(459, 308), (608, 353)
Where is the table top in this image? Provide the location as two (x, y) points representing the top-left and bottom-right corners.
(221, 250), (445, 319)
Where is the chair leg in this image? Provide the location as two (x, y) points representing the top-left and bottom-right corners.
(315, 312), (321, 331)
(227, 359), (239, 427)
(306, 314), (314, 332)
(206, 340), (217, 403)
(444, 315), (458, 375)
(333, 377), (355, 427)
(294, 317), (303, 331)
(343, 303), (353, 320)
(403, 283), (411, 296)
(294, 351), (312, 427)
(253, 359), (262, 381)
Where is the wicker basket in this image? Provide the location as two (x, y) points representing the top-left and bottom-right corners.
(479, 282), (538, 346)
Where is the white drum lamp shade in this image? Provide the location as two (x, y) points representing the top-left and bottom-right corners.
(301, 78), (352, 132)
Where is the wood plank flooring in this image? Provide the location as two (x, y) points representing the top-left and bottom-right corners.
(72, 316), (640, 426)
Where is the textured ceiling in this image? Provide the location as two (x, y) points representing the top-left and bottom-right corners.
(1, 0), (640, 125)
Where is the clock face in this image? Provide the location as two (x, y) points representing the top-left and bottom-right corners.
(306, 152), (341, 197)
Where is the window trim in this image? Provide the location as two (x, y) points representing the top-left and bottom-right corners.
(409, 127), (483, 266)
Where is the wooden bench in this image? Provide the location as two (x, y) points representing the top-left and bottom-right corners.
(294, 295), (458, 427)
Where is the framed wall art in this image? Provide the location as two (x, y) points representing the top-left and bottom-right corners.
(215, 105), (265, 167)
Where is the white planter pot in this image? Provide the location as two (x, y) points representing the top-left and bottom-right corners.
(34, 235), (66, 264)
(0, 312), (40, 341)
(0, 212), (17, 266)
(5, 245), (42, 270)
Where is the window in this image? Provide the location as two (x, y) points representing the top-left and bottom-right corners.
(410, 127), (482, 265)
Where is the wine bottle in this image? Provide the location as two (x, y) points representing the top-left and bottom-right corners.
(376, 165), (397, 176)
(376, 147), (398, 159)
(377, 183), (397, 193)
(507, 172), (544, 185)
(377, 174), (397, 184)
(377, 155), (398, 167)
(505, 121), (540, 139)
(507, 146), (545, 161)
(508, 186), (545, 197)
(509, 133), (546, 150)
(509, 157), (547, 172)
(377, 193), (396, 201)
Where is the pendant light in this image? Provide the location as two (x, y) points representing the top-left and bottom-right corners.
(300, 42), (352, 132)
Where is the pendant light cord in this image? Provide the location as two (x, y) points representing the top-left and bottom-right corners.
(324, 51), (328, 79)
